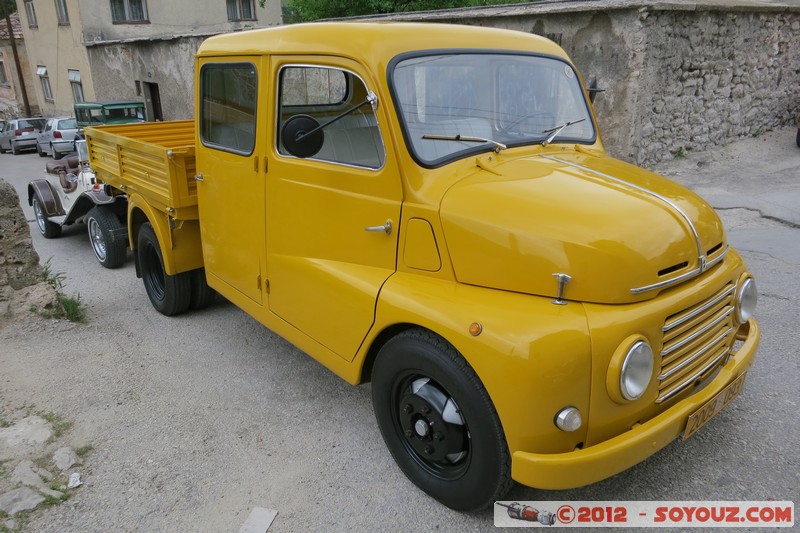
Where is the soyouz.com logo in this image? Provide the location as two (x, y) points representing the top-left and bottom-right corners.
(493, 501), (794, 528)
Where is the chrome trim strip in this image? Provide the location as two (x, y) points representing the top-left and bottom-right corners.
(659, 327), (734, 381)
(663, 284), (735, 332)
(661, 308), (733, 357)
(630, 247), (729, 295)
(656, 348), (729, 404)
(541, 156), (729, 295)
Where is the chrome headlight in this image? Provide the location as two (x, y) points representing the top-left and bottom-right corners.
(735, 277), (757, 324)
(619, 340), (654, 401)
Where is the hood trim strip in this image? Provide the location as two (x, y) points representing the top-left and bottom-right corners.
(541, 155), (721, 295)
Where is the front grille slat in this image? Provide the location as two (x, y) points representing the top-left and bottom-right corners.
(657, 282), (736, 404)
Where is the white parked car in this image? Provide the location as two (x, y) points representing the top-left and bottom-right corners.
(37, 116), (79, 160)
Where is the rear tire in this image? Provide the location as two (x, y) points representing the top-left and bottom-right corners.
(37, 144), (46, 157)
(137, 222), (191, 316)
(371, 328), (512, 511)
(32, 197), (62, 238)
(86, 206), (127, 269)
(189, 268), (216, 310)
(11, 142), (19, 155)
(52, 145), (63, 160)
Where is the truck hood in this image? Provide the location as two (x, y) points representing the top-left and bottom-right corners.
(439, 152), (727, 304)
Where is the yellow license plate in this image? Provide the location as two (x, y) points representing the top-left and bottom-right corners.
(682, 372), (747, 440)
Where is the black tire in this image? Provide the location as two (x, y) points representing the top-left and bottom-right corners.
(52, 145), (63, 160)
(189, 268), (216, 310)
(37, 144), (46, 157)
(0, 142), (6, 154)
(86, 206), (127, 269)
(10, 141), (19, 155)
(137, 222), (191, 316)
(32, 196), (62, 238)
(371, 328), (512, 511)
(796, 129), (800, 148)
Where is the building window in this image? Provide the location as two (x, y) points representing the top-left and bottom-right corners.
(55, 0), (70, 25)
(110, 0), (149, 23)
(0, 61), (8, 86)
(69, 70), (84, 103)
(226, 0), (255, 21)
(24, 1), (38, 28)
(37, 66), (53, 102)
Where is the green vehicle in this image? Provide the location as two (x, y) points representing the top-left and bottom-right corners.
(74, 101), (146, 127)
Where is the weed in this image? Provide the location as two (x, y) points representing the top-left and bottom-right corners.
(37, 411), (72, 440)
(673, 146), (688, 159)
(41, 258), (65, 291)
(56, 293), (87, 323)
(752, 127), (764, 138)
(36, 259), (88, 323)
(75, 445), (94, 458)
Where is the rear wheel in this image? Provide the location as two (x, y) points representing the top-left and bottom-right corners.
(32, 197), (62, 238)
(11, 142), (19, 155)
(371, 328), (512, 511)
(52, 145), (63, 160)
(86, 206), (126, 268)
(189, 268), (216, 310)
(37, 144), (46, 157)
(137, 222), (191, 316)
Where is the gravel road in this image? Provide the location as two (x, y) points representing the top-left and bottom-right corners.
(1, 127), (798, 532)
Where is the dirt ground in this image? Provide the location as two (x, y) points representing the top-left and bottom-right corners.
(1, 125), (798, 532)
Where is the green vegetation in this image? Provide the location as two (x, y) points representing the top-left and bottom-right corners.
(271, 0), (536, 23)
(38, 259), (88, 323)
(37, 411), (72, 440)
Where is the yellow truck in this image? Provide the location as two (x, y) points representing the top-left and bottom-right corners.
(85, 22), (760, 511)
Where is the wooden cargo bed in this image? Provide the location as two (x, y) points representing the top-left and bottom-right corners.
(85, 120), (198, 220)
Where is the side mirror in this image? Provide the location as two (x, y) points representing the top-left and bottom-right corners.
(588, 75), (606, 104)
(75, 139), (90, 163)
(281, 115), (324, 158)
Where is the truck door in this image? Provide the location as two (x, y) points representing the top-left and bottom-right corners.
(267, 60), (402, 360)
(196, 58), (267, 304)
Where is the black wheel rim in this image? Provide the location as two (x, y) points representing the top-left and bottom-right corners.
(391, 372), (471, 480)
(141, 240), (166, 301)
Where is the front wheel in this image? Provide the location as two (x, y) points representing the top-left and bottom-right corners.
(371, 328), (512, 511)
(32, 196), (62, 238)
(137, 222), (191, 316)
(86, 206), (126, 268)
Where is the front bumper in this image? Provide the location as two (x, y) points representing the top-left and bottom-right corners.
(511, 319), (760, 490)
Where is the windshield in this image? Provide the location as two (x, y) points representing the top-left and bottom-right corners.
(391, 53), (596, 166)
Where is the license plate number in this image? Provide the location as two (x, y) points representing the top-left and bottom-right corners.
(682, 372), (747, 440)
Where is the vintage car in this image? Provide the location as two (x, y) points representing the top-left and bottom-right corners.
(28, 140), (128, 268)
(74, 100), (146, 128)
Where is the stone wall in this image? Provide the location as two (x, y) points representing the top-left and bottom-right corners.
(365, 0), (800, 165)
(0, 179), (55, 322)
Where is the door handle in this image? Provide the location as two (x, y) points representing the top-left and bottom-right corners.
(365, 220), (392, 235)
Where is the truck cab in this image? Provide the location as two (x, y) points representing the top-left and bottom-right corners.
(86, 23), (759, 511)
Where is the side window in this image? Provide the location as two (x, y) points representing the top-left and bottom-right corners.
(200, 63), (257, 155)
(278, 65), (385, 170)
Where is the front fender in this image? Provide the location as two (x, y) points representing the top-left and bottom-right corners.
(28, 179), (65, 216)
(361, 273), (593, 457)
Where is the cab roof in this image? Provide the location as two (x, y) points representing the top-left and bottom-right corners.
(196, 22), (570, 64)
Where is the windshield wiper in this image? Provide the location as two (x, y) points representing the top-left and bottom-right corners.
(422, 134), (507, 152)
(541, 118), (586, 146)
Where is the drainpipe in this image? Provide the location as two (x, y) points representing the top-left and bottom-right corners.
(5, 13), (31, 116)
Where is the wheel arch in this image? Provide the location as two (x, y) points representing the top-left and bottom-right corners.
(127, 193), (203, 277)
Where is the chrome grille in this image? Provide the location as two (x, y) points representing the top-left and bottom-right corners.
(657, 283), (736, 403)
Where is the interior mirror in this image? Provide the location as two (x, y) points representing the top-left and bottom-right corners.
(281, 115), (324, 158)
